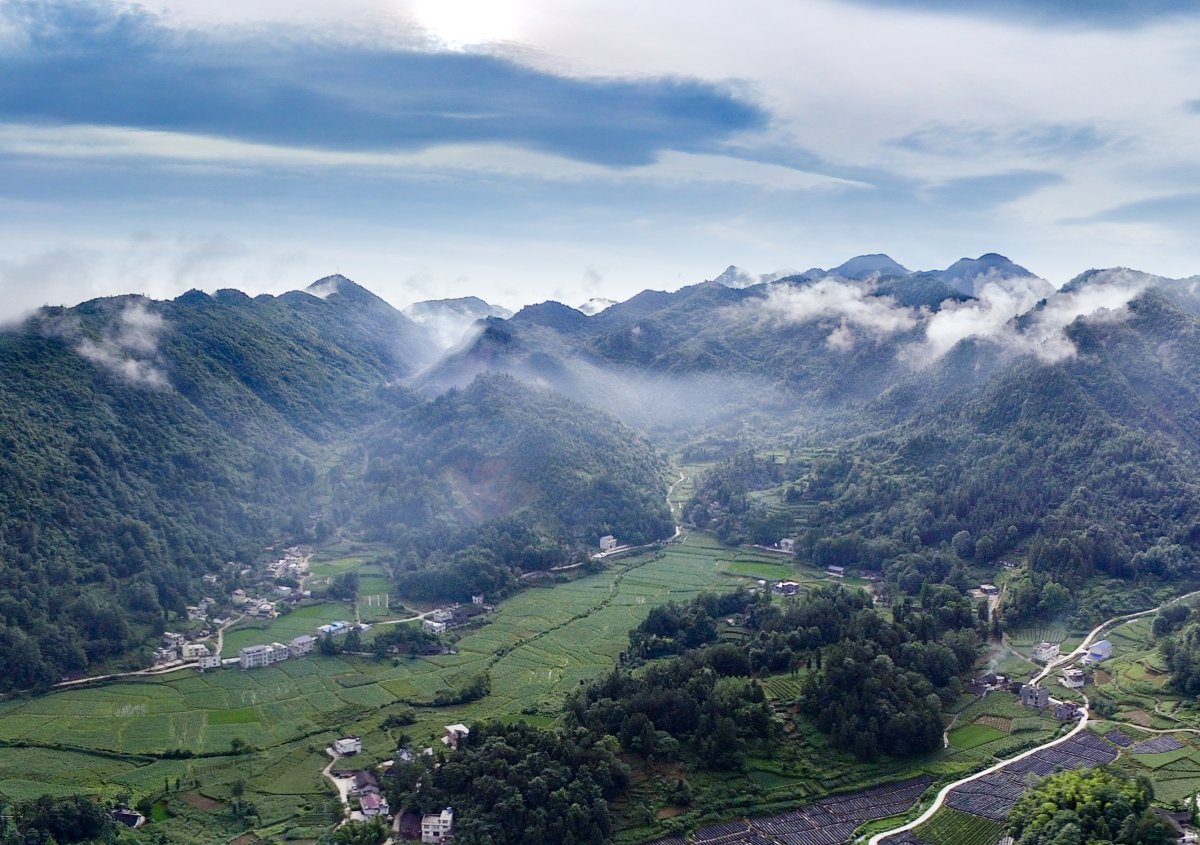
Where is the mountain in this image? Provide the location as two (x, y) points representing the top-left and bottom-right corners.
(830, 253), (911, 279)
(935, 252), (1046, 296)
(353, 374), (673, 600)
(578, 297), (617, 315)
(0, 279), (669, 689)
(402, 295), (513, 352)
(712, 265), (796, 288)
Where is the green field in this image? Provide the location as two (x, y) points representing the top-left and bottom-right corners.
(0, 532), (745, 840)
(915, 808), (1006, 845)
(948, 723), (1007, 750)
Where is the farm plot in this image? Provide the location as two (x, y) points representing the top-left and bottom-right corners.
(913, 808), (1005, 845)
(751, 776), (935, 845)
(949, 724), (1007, 750)
(943, 731), (1118, 821)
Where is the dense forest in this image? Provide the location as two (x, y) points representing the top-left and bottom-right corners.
(382, 721), (628, 845)
(1008, 768), (1173, 845)
(568, 584), (981, 763)
(353, 374), (673, 601)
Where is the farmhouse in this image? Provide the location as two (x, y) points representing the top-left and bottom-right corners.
(360, 792), (389, 818)
(333, 736), (362, 755)
(423, 620), (447, 634)
(1033, 641), (1060, 663)
(422, 808), (454, 843)
(231, 589), (247, 605)
(1061, 668), (1086, 689)
(181, 643), (210, 660)
(443, 723), (470, 749)
(1020, 683), (1050, 709)
(826, 565), (845, 578)
(979, 584), (998, 595)
(289, 634), (316, 656)
(162, 632), (186, 649)
(197, 653), (222, 671)
(471, 594), (485, 605)
(1084, 640), (1112, 664)
(779, 538), (795, 553)
(111, 809), (145, 829)
(1055, 702), (1083, 721)
(599, 535), (618, 551)
(153, 647), (178, 663)
(429, 609), (454, 624)
(772, 581), (801, 596)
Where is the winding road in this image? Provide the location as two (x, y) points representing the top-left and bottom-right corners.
(866, 588), (1200, 845)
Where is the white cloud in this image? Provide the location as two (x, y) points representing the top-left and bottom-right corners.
(757, 279), (920, 349)
(43, 301), (170, 388)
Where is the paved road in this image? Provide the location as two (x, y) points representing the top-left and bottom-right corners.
(867, 588), (1200, 845)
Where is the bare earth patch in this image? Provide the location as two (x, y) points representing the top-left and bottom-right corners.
(974, 715), (1013, 732)
(178, 791), (224, 812)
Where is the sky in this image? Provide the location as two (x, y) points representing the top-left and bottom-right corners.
(2, 0), (1200, 316)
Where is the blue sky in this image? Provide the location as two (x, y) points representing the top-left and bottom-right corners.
(2, 0), (1200, 315)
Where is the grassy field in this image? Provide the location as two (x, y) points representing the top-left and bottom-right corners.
(222, 602), (356, 656)
(948, 723), (1007, 750)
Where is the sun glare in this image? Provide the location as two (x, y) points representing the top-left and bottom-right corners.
(408, 0), (524, 46)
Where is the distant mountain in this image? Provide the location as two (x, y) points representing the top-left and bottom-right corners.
(935, 253), (1046, 296)
(712, 265), (797, 289)
(830, 254), (911, 280)
(402, 295), (513, 351)
(578, 297), (617, 315)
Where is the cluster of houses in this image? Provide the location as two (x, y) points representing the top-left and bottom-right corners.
(422, 598), (489, 635)
(237, 634), (316, 669)
(267, 549), (307, 580)
(332, 730), (462, 841)
(154, 631), (220, 668)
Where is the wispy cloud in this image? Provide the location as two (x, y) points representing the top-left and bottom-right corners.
(0, 0), (767, 167)
(755, 279), (920, 350)
(42, 299), (170, 387)
(840, 0), (1200, 27)
(893, 123), (1116, 159)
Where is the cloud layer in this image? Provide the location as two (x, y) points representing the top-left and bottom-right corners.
(42, 300), (170, 387)
(0, 1), (765, 166)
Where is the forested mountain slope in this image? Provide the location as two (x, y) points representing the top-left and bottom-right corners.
(0, 279), (671, 688)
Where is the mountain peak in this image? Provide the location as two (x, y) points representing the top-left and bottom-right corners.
(937, 254), (1040, 296)
(830, 254), (910, 280)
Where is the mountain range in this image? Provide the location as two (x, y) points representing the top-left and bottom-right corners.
(6, 253), (1200, 685)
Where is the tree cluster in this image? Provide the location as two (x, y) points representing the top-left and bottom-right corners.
(1008, 767), (1172, 845)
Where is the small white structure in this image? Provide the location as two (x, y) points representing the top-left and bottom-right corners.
(202, 574), (219, 585)
(980, 584), (998, 595)
(443, 724), (470, 749)
(181, 643), (210, 660)
(1033, 641), (1060, 663)
(423, 620), (447, 634)
(289, 634), (316, 656)
(333, 736), (361, 756)
(197, 654), (222, 671)
(779, 538), (795, 553)
(1062, 668), (1086, 689)
(1084, 640), (1113, 664)
(599, 535), (618, 551)
(422, 807), (454, 843)
(162, 632), (186, 649)
(429, 609), (454, 624)
(471, 594), (485, 605)
(231, 589), (247, 606)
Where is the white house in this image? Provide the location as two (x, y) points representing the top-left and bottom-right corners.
(423, 620), (447, 634)
(162, 632), (186, 649)
(333, 736), (361, 756)
(231, 589), (247, 606)
(1062, 668), (1086, 689)
(197, 654), (222, 672)
(181, 643), (210, 660)
(1085, 640), (1113, 664)
(773, 580), (800, 596)
(779, 538), (795, 553)
(239, 644), (274, 669)
(421, 808), (454, 843)
(429, 609), (454, 624)
(443, 724), (469, 750)
(599, 535), (618, 551)
(1033, 641), (1060, 663)
(289, 635), (316, 657)
(471, 594), (485, 605)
